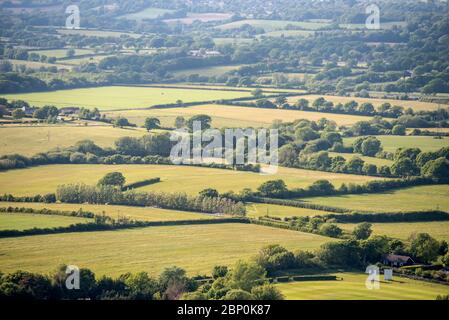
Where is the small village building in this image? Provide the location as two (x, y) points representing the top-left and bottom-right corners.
(383, 254), (415, 267)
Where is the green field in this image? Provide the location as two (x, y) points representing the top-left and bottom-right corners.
(328, 152), (393, 166)
(105, 104), (373, 128)
(164, 13), (233, 24)
(0, 202), (213, 222)
(172, 65), (244, 77)
(261, 30), (315, 38)
(6, 59), (72, 71)
(289, 94), (442, 112)
(56, 28), (141, 38)
(119, 7), (174, 20)
(344, 136), (449, 153)
(217, 19), (330, 32)
(303, 185), (449, 213)
(62, 55), (112, 66)
(0, 164), (380, 196)
(339, 21), (407, 30)
(0, 125), (147, 156)
(338, 221), (449, 242)
(247, 203), (332, 219)
(29, 49), (94, 59)
(0, 213), (91, 231)
(0, 223), (332, 276)
(213, 38), (255, 45)
(277, 273), (449, 300)
(1, 86), (253, 111)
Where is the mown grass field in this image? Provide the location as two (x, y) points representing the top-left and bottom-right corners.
(0, 202), (214, 222)
(0, 223), (333, 276)
(172, 65), (244, 77)
(0, 125), (147, 156)
(337, 221), (449, 242)
(106, 104), (373, 128)
(328, 152), (393, 166)
(0, 213), (91, 231)
(303, 185), (449, 213)
(247, 203), (332, 219)
(277, 273), (449, 300)
(288, 95), (442, 112)
(0, 164), (380, 196)
(217, 19), (330, 32)
(344, 136), (449, 153)
(119, 7), (174, 20)
(1, 86), (253, 111)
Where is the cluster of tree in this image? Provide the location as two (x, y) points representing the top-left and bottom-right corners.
(56, 183), (246, 216)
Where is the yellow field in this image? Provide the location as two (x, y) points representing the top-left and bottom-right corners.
(0, 125), (146, 156)
(289, 95), (442, 112)
(0, 223), (332, 276)
(106, 104), (372, 128)
(337, 221), (449, 242)
(0, 213), (91, 231)
(0, 202), (213, 222)
(0, 164), (380, 196)
(344, 136), (449, 153)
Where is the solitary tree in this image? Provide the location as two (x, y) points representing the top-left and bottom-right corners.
(97, 172), (126, 188)
(144, 117), (161, 131)
(353, 222), (373, 240)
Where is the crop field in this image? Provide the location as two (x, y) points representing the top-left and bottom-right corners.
(164, 13), (233, 24)
(0, 202), (214, 222)
(247, 203), (332, 219)
(0, 223), (333, 276)
(29, 49), (95, 59)
(337, 221), (449, 242)
(217, 19), (331, 32)
(119, 7), (174, 20)
(288, 95), (442, 112)
(0, 125), (147, 156)
(0, 164), (380, 197)
(277, 273), (449, 300)
(328, 152), (393, 166)
(172, 65), (244, 77)
(344, 136), (449, 153)
(0, 213), (91, 231)
(0, 86), (253, 110)
(106, 104), (373, 129)
(303, 185), (449, 213)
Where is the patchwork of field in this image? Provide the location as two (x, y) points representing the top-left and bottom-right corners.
(337, 221), (449, 242)
(328, 152), (393, 166)
(288, 95), (442, 112)
(0, 223), (333, 276)
(119, 7), (174, 20)
(217, 19), (330, 32)
(164, 13), (233, 24)
(344, 136), (449, 153)
(1, 86), (253, 110)
(0, 164), (380, 196)
(172, 65), (244, 77)
(247, 203), (332, 219)
(0, 125), (147, 156)
(106, 104), (373, 129)
(0, 213), (91, 231)
(303, 185), (449, 213)
(277, 273), (449, 300)
(0, 202), (213, 222)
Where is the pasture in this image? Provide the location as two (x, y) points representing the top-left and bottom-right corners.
(337, 221), (449, 242)
(217, 20), (330, 32)
(172, 65), (244, 77)
(119, 7), (174, 20)
(277, 272), (449, 300)
(261, 30), (315, 38)
(288, 95), (442, 112)
(29, 49), (94, 59)
(106, 104), (373, 129)
(303, 185), (449, 213)
(164, 13), (233, 24)
(0, 213), (91, 231)
(0, 202), (214, 222)
(0, 223), (332, 276)
(247, 203), (332, 219)
(6, 59), (72, 71)
(1, 86), (253, 110)
(0, 125), (146, 156)
(344, 136), (449, 153)
(56, 28), (141, 38)
(0, 164), (380, 196)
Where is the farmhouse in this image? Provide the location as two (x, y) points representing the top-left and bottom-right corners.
(22, 105), (38, 116)
(383, 254), (415, 267)
(59, 107), (80, 116)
